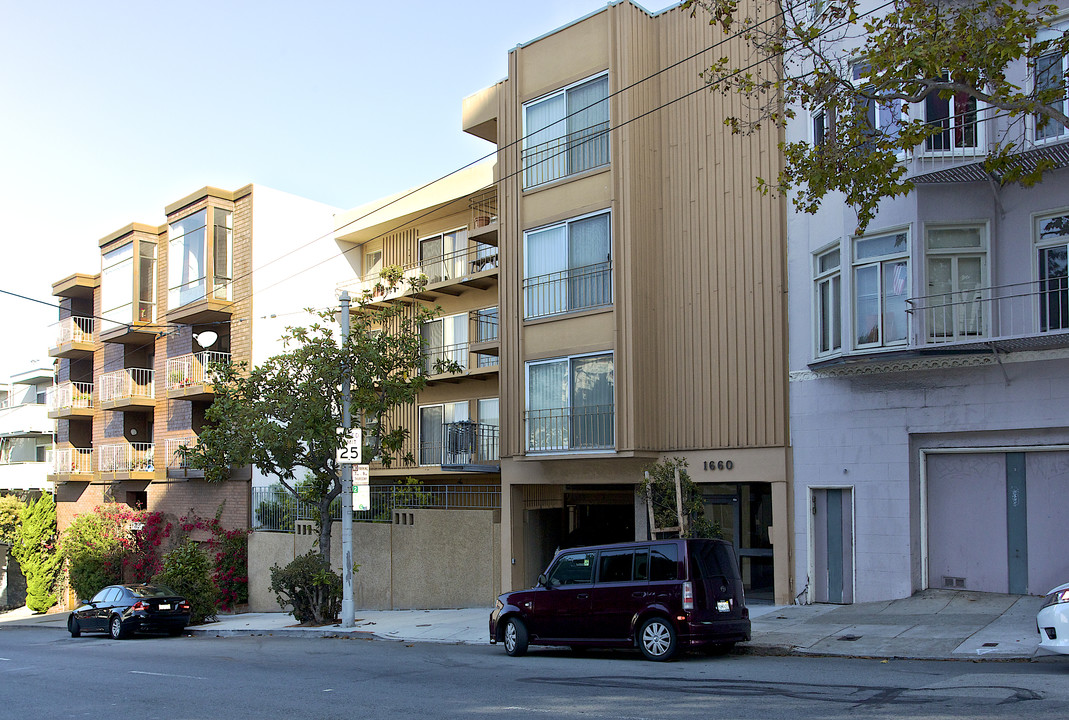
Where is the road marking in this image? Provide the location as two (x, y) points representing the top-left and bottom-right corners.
(0, 657), (11, 661)
(500, 709), (651, 720)
(130, 670), (208, 681)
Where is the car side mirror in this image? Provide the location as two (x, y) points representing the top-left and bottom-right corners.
(78, 600), (91, 606)
(537, 573), (548, 588)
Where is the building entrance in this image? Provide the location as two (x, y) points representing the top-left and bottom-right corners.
(703, 483), (774, 602)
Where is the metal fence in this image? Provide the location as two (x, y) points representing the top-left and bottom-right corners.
(47, 381), (93, 411)
(56, 315), (94, 345)
(99, 367), (154, 402)
(166, 351), (231, 390)
(525, 405), (615, 453)
(251, 483), (502, 531)
(523, 261), (612, 320)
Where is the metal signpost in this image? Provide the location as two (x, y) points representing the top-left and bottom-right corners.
(337, 291), (357, 629)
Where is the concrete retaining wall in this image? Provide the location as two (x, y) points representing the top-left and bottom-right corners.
(1, 543), (27, 610)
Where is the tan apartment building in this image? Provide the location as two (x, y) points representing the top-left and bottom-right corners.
(48, 184), (342, 591)
(465, 1), (790, 603)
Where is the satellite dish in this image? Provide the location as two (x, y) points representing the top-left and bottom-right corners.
(193, 331), (218, 349)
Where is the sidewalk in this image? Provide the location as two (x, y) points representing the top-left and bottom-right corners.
(0, 589), (1060, 662)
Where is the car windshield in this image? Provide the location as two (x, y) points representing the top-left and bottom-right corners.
(129, 585), (177, 598)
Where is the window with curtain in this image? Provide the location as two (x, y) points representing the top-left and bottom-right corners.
(421, 313), (468, 374)
(526, 353), (614, 452)
(169, 209), (208, 308)
(419, 401), (469, 465)
(853, 231), (909, 349)
(419, 228), (467, 284)
(924, 226), (986, 342)
(523, 74), (609, 187)
(524, 211), (611, 319)
(923, 76), (980, 153)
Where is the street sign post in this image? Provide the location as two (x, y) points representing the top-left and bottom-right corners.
(336, 428), (362, 464)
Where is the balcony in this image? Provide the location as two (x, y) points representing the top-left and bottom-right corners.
(99, 442), (154, 479)
(99, 368), (155, 413)
(166, 351), (230, 401)
(525, 405), (615, 454)
(468, 187), (498, 247)
(50, 316), (96, 358)
(419, 422), (500, 472)
(907, 280), (1069, 352)
(47, 382), (94, 420)
(469, 308), (500, 357)
(422, 342), (498, 383)
(0, 461), (53, 492)
(51, 447), (94, 483)
(165, 434), (202, 479)
(523, 261), (613, 320)
(337, 243), (499, 305)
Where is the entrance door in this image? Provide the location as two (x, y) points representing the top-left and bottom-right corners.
(703, 483), (774, 602)
(811, 488), (854, 604)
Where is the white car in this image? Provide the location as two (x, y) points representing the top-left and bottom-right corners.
(1038, 582), (1069, 655)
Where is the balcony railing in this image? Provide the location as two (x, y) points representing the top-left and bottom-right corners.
(469, 187), (498, 229)
(99, 443), (155, 473)
(251, 483), (501, 530)
(472, 308), (499, 343)
(165, 435), (198, 468)
(47, 382), (93, 412)
(525, 405), (615, 453)
(56, 316), (94, 346)
(419, 421), (500, 467)
(53, 447), (93, 475)
(524, 261), (613, 320)
(523, 121), (610, 188)
(337, 243), (499, 301)
(166, 351), (230, 390)
(423, 342), (469, 376)
(99, 368), (154, 403)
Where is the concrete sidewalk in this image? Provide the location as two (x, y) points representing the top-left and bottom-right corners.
(1, 589), (1061, 662)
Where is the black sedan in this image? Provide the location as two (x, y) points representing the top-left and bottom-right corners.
(68, 584), (191, 639)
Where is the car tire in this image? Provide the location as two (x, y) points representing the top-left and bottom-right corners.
(109, 615), (128, 640)
(638, 617), (677, 661)
(68, 616), (81, 638)
(503, 617), (529, 657)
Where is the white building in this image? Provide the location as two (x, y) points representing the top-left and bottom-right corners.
(0, 364), (55, 494)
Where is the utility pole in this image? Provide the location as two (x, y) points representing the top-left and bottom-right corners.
(339, 291), (355, 628)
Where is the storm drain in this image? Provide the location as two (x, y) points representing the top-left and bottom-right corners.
(981, 642), (999, 647)
(837, 634), (862, 641)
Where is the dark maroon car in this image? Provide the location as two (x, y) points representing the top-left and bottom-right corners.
(490, 538), (750, 660)
(68, 584), (191, 640)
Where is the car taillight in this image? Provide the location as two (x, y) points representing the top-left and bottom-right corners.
(179, 602), (190, 611)
(682, 581), (694, 611)
(131, 601), (145, 611)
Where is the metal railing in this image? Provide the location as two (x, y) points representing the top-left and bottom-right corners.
(99, 367), (154, 403)
(469, 187), (498, 229)
(337, 243), (500, 301)
(251, 483), (502, 531)
(525, 405), (615, 453)
(423, 342), (468, 376)
(523, 121), (610, 188)
(907, 279), (1069, 346)
(419, 422), (500, 466)
(99, 443), (155, 473)
(164, 435), (198, 468)
(166, 351), (230, 390)
(56, 316), (94, 346)
(472, 307), (499, 343)
(47, 381), (93, 412)
(524, 261), (613, 319)
(53, 447), (93, 474)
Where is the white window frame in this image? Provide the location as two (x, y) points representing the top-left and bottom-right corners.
(525, 351), (615, 454)
(418, 401), (470, 466)
(418, 226), (467, 285)
(851, 229), (911, 350)
(169, 209), (209, 309)
(813, 244), (843, 358)
(522, 72), (610, 188)
(523, 209), (613, 319)
(922, 223), (988, 342)
(1032, 20), (1069, 143)
(918, 78), (984, 156)
(1034, 209), (1069, 333)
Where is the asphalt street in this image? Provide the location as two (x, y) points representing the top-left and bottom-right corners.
(1, 626), (1067, 719)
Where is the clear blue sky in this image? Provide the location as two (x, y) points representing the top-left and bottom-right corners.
(0, 0), (674, 379)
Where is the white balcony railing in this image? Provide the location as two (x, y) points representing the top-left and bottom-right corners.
(99, 443), (155, 473)
(53, 447), (93, 475)
(166, 351), (230, 390)
(99, 368), (154, 403)
(165, 435), (198, 468)
(47, 382), (93, 412)
(56, 316), (95, 346)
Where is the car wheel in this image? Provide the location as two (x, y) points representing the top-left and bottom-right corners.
(109, 615), (128, 640)
(67, 616), (81, 638)
(503, 617), (529, 657)
(638, 617), (677, 661)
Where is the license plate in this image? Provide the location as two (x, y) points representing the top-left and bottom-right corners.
(159, 603), (171, 610)
(716, 600), (731, 613)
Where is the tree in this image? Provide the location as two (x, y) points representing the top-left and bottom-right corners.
(12, 494), (61, 613)
(687, 0), (1069, 232)
(638, 458), (721, 539)
(183, 267), (456, 566)
(0, 494), (25, 546)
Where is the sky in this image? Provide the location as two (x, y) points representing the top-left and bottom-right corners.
(0, 0), (674, 380)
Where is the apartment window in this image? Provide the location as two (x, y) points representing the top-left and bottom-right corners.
(102, 239), (156, 327)
(526, 353), (614, 452)
(814, 247), (842, 356)
(1035, 36), (1067, 141)
(169, 208), (233, 308)
(924, 226), (986, 342)
(419, 401), (468, 465)
(364, 248), (383, 278)
(523, 73), (609, 188)
(812, 106), (830, 147)
(851, 62), (903, 145)
(853, 231), (909, 348)
(923, 80), (980, 153)
(1037, 213), (1069, 332)
(419, 228), (467, 285)
(421, 313), (467, 375)
(524, 211), (611, 319)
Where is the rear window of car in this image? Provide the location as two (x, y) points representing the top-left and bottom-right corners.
(691, 541), (735, 580)
(129, 585), (177, 598)
(649, 544), (679, 581)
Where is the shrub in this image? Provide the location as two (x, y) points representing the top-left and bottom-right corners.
(61, 504), (137, 601)
(155, 540), (218, 625)
(176, 510), (249, 612)
(269, 551), (342, 625)
(11, 494), (61, 612)
(0, 494), (25, 545)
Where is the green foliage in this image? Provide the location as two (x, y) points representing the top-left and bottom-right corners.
(184, 267), (457, 566)
(155, 540), (218, 625)
(269, 551), (343, 625)
(639, 458), (721, 540)
(11, 494), (61, 612)
(0, 494), (26, 545)
(686, 0), (1069, 232)
(174, 508), (249, 611)
(61, 505), (129, 601)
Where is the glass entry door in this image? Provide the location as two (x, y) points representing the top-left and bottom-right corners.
(703, 483), (774, 602)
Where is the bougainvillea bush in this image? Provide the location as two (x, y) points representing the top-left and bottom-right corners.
(175, 511), (249, 611)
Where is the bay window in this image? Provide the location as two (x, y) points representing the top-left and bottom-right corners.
(814, 247), (842, 356)
(102, 239), (156, 328)
(853, 231), (909, 349)
(526, 353), (614, 452)
(524, 211), (611, 319)
(924, 84), (980, 153)
(523, 73), (609, 188)
(924, 226), (986, 342)
(169, 207), (233, 309)
(1035, 39), (1068, 141)
(1037, 213), (1069, 332)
